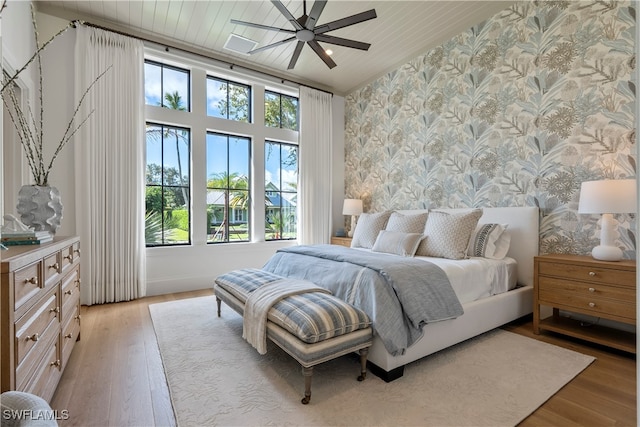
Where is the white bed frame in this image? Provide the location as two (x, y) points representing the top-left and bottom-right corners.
(367, 207), (539, 381)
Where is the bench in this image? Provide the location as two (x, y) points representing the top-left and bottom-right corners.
(214, 268), (373, 404)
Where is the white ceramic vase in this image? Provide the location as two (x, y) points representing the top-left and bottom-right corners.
(16, 185), (63, 234)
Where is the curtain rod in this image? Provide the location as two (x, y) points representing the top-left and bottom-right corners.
(70, 20), (333, 96)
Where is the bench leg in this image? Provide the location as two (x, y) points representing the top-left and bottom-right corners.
(215, 297), (221, 317)
(358, 348), (369, 381)
(301, 366), (313, 405)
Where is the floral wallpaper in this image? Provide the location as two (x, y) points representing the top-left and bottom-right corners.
(345, 0), (636, 258)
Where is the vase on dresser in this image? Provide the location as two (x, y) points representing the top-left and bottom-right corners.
(16, 185), (63, 234)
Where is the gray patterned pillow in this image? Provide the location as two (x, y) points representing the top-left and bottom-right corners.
(385, 212), (428, 234)
(350, 211), (392, 249)
(467, 223), (510, 259)
(372, 230), (423, 257)
(416, 209), (483, 259)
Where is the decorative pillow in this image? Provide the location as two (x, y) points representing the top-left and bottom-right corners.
(372, 230), (423, 257)
(467, 223), (511, 259)
(350, 211), (392, 249)
(385, 212), (428, 234)
(416, 209), (483, 259)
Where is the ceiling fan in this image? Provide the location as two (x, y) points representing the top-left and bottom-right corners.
(230, 0), (377, 70)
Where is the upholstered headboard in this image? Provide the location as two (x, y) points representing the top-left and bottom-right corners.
(397, 207), (540, 287)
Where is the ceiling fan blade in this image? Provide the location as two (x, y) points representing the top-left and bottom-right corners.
(314, 34), (371, 50)
(305, 0), (327, 30)
(288, 41), (305, 69)
(230, 19), (295, 34)
(314, 9), (377, 34)
(308, 40), (337, 69)
(249, 36), (296, 54)
(271, 0), (304, 30)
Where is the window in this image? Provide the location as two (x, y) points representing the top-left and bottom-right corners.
(265, 141), (298, 240)
(265, 91), (299, 130)
(207, 76), (251, 122)
(207, 132), (251, 243)
(145, 123), (191, 246)
(144, 60), (190, 111)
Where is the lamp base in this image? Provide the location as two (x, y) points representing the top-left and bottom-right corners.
(591, 245), (623, 262)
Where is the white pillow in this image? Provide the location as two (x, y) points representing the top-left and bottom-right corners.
(467, 223), (511, 259)
(372, 230), (423, 257)
(351, 211), (392, 249)
(416, 209), (482, 259)
(385, 212), (428, 234)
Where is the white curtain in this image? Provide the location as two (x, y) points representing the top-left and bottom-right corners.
(74, 26), (146, 305)
(299, 87), (333, 244)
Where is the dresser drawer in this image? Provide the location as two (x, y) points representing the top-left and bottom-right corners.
(61, 307), (80, 369)
(44, 253), (61, 287)
(14, 261), (43, 312)
(61, 267), (80, 323)
(538, 261), (635, 287)
(15, 288), (60, 367)
(23, 338), (61, 403)
(60, 245), (75, 274)
(539, 286), (635, 323)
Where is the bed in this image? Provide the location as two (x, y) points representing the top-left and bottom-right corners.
(263, 206), (539, 381)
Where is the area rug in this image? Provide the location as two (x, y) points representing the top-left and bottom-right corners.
(149, 296), (595, 427)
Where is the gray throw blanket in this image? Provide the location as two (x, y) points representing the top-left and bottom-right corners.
(263, 244), (463, 355)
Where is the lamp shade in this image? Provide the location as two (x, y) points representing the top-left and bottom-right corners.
(342, 199), (363, 216)
(578, 179), (637, 214)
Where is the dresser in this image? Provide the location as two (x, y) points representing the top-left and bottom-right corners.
(1, 236), (81, 402)
(533, 253), (635, 353)
(330, 236), (352, 247)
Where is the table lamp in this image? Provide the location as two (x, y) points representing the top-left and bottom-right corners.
(342, 199), (363, 238)
(578, 179), (637, 261)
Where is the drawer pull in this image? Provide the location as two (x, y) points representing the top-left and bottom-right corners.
(49, 306), (60, 314)
(50, 359), (61, 367)
(75, 314), (82, 321)
(588, 302), (596, 308)
(64, 333), (73, 339)
(589, 271), (596, 277)
(588, 287), (595, 293)
(64, 255), (73, 262)
(65, 289), (73, 295)
(24, 277), (38, 286)
(26, 333), (39, 342)
(49, 262), (59, 270)
(74, 248), (81, 255)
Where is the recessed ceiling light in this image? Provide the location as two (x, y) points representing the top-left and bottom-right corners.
(325, 49), (333, 56)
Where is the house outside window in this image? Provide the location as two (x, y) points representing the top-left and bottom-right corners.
(265, 90), (298, 130)
(207, 132), (251, 243)
(145, 123), (191, 246)
(144, 53), (299, 247)
(265, 141), (298, 240)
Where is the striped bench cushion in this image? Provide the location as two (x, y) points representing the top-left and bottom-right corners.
(215, 268), (371, 344)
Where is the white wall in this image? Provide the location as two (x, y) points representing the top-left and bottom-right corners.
(17, 11), (346, 297)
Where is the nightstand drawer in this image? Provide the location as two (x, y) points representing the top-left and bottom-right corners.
(537, 277), (635, 303)
(539, 285), (635, 321)
(538, 261), (635, 287)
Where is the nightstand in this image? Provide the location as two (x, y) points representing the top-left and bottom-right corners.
(331, 237), (352, 247)
(533, 254), (636, 353)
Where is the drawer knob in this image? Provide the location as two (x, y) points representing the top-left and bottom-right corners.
(74, 248), (81, 255)
(24, 277), (38, 286)
(65, 289), (73, 295)
(49, 306), (60, 314)
(26, 333), (39, 342)
(75, 314), (82, 321)
(49, 262), (59, 270)
(589, 271), (596, 277)
(588, 302), (596, 308)
(588, 287), (595, 293)
(64, 333), (73, 339)
(64, 255), (72, 261)
(50, 359), (61, 367)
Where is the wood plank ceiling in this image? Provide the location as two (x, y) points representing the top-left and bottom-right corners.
(36, 1), (514, 95)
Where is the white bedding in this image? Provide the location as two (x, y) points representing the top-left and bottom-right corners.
(415, 256), (517, 304)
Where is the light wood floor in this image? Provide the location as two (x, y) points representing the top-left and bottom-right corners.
(50, 290), (636, 426)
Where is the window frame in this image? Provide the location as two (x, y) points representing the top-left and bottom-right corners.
(144, 59), (191, 112)
(265, 140), (298, 241)
(206, 75), (252, 123)
(265, 90), (299, 131)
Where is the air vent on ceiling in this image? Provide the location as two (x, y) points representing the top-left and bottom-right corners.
(223, 34), (258, 55)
